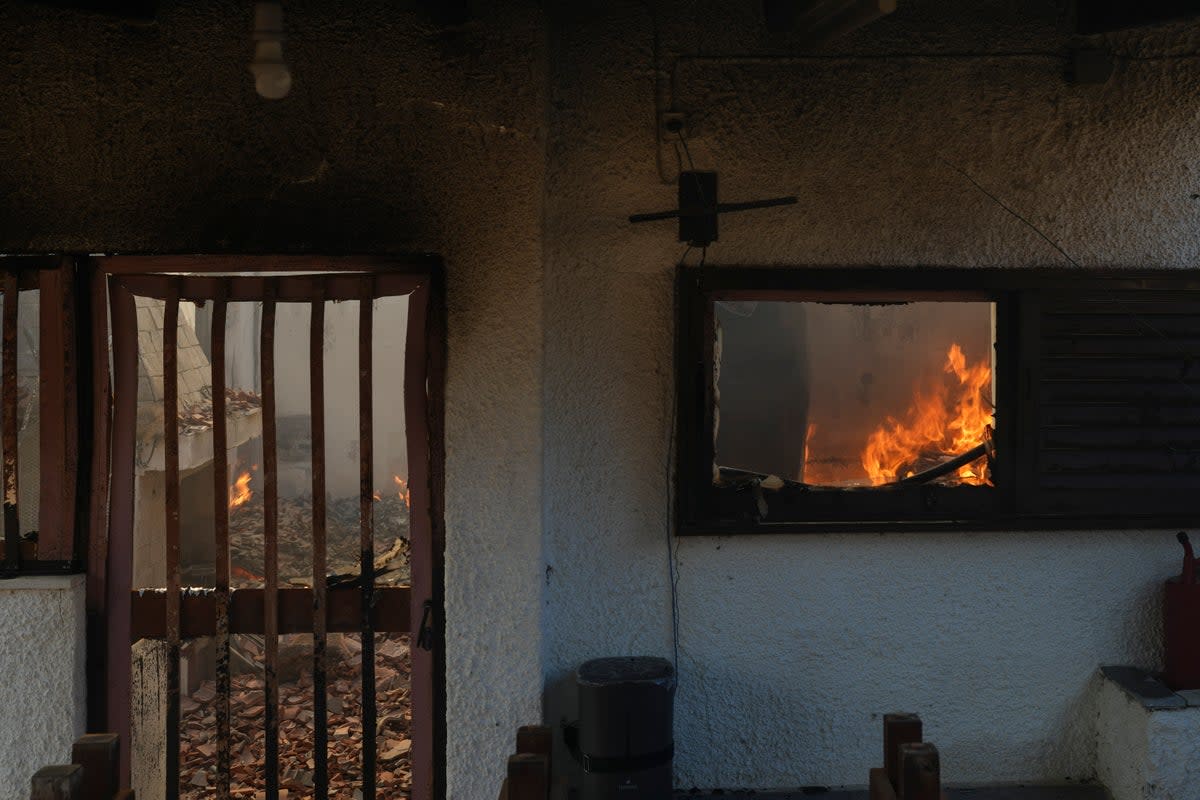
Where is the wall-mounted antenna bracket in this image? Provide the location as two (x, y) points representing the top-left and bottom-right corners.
(629, 171), (798, 248)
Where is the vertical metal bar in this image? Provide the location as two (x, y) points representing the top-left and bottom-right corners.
(106, 279), (137, 786)
(61, 257), (79, 568)
(403, 282), (433, 800)
(85, 260), (113, 732)
(310, 294), (329, 800)
(261, 287), (280, 800)
(427, 268), (448, 800)
(359, 282), (377, 800)
(3, 269), (20, 570)
(210, 287), (231, 800)
(38, 265), (68, 560)
(163, 284), (182, 800)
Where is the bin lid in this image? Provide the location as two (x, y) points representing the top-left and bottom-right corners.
(577, 656), (675, 689)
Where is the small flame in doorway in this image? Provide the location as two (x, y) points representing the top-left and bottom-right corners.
(229, 472), (253, 510)
(801, 423), (818, 483)
(394, 475), (411, 509)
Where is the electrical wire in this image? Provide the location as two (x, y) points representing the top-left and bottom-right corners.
(943, 158), (1200, 399)
(665, 380), (680, 675)
(664, 245), (696, 676)
(677, 129), (697, 172)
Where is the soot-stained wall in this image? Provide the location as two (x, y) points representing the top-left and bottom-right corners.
(542, 0), (1200, 791)
(6, 0), (1200, 796)
(1, 2), (545, 798)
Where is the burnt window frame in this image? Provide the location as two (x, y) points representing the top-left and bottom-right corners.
(676, 265), (1200, 535)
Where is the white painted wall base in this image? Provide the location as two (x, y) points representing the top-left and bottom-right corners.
(1095, 669), (1200, 800)
(0, 575), (86, 800)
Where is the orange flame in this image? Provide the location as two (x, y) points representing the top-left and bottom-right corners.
(801, 423), (818, 483)
(228, 472), (253, 510)
(232, 565), (263, 583)
(394, 475), (411, 509)
(861, 344), (993, 486)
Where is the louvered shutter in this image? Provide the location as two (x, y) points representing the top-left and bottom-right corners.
(1018, 286), (1200, 521)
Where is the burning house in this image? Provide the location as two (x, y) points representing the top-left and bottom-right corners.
(4, 2), (1200, 800)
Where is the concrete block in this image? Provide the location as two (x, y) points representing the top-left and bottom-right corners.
(0, 575), (86, 800)
(1095, 667), (1200, 800)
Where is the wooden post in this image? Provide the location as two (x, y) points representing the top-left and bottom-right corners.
(506, 754), (548, 800)
(868, 766), (897, 800)
(516, 726), (552, 765)
(31, 765), (82, 800)
(898, 743), (940, 800)
(883, 713), (922, 789)
(70, 733), (119, 800)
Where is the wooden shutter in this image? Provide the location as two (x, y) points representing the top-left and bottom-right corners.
(1018, 284), (1200, 523)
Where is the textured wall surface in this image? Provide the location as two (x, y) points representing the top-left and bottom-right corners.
(5, 0), (1200, 796)
(1096, 678), (1148, 800)
(0, 576), (86, 800)
(0, 2), (546, 798)
(542, 0), (1200, 791)
(1095, 676), (1200, 800)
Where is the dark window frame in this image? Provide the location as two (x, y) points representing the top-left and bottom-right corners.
(0, 256), (83, 574)
(676, 265), (1200, 535)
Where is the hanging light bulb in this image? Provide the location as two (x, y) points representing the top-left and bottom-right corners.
(250, 2), (291, 100)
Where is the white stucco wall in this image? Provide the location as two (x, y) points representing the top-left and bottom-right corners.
(0, 576), (86, 800)
(6, 1), (1200, 797)
(1095, 674), (1200, 800)
(543, 0), (1200, 791)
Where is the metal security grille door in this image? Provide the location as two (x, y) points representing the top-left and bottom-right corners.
(95, 259), (442, 800)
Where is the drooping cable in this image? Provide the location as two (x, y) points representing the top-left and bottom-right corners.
(664, 245), (693, 675)
(943, 158), (1200, 399)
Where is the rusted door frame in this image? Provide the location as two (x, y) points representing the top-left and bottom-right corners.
(86, 255), (446, 800)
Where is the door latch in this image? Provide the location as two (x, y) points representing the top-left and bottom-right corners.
(416, 599), (435, 651)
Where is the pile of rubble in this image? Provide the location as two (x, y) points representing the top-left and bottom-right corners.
(228, 493), (410, 588)
(179, 388), (263, 436)
(179, 633), (413, 798)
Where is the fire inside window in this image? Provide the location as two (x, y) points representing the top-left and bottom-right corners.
(715, 300), (996, 490)
(677, 267), (1200, 533)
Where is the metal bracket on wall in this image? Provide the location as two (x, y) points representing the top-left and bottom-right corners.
(629, 171), (798, 248)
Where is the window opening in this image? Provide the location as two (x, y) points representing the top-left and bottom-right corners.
(715, 300), (996, 489)
(680, 267), (1200, 533)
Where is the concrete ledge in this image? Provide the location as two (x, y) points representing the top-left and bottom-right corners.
(1095, 667), (1200, 800)
(1098, 666), (1198, 710)
(0, 573), (85, 591)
